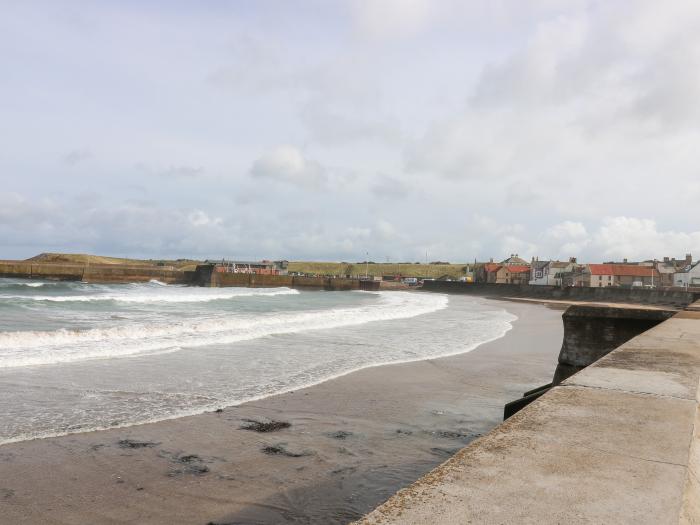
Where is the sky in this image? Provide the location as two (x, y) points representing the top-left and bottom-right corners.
(1, 0), (699, 263)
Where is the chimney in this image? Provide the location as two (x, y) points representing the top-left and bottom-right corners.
(664, 257), (669, 263)
(687, 254), (693, 264)
(569, 257), (577, 263)
(623, 258), (628, 264)
(489, 258), (493, 263)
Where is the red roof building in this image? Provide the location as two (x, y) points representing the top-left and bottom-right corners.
(496, 264), (531, 285)
(482, 263), (502, 283)
(578, 264), (660, 288)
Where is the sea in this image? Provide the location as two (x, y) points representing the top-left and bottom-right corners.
(0, 278), (516, 445)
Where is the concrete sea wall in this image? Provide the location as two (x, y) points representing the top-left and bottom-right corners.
(191, 265), (380, 291)
(421, 280), (699, 307)
(552, 304), (676, 384)
(357, 302), (700, 524)
(0, 261), (379, 290)
(212, 272), (380, 291)
(504, 304), (676, 418)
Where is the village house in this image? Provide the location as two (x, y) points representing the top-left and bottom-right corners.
(472, 262), (503, 283)
(501, 254), (528, 266)
(673, 260), (700, 288)
(574, 264), (660, 288)
(476, 255), (530, 283)
(529, 260), (549, 284)
(653, 255), (693, 287)
(495, 264), (530, 285)
(211, 259), (289, 275)
(529, 258), (578, 286)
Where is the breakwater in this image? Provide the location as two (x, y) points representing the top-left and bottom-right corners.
(191, 264), (380, 291)
(420, 280), (699, 308)
(0, 261), (189, 284)
(0, 260), (380, 291)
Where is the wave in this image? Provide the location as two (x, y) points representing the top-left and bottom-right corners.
(0, 301), (515, 446)
(0, 280), (63, 290)
(0, 287), (300, 304)
(0, 292), (448, 368)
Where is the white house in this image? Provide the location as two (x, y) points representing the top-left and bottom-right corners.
(529, 260), (576, 286)
(673, 261), (700, 288)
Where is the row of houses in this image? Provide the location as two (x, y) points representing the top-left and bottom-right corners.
(210, 259), (289, 275)
(475, 254), (700, 289)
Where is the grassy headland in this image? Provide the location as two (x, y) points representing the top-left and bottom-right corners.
(25, 253), (202, 271)
(288, 261), (471, 279)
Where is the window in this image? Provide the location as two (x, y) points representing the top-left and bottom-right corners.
(599, 275), (602, 281)
(598, 282), (602, 287)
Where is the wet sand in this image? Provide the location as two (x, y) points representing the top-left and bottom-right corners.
(0, 299), (563, 525)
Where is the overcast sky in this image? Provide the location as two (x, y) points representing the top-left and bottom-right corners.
(1, 1), (699, 262)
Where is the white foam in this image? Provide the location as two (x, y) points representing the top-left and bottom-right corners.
(0, 292), (448, 368)
(0, 280), (53, 288)
(0, 286), (300, 303)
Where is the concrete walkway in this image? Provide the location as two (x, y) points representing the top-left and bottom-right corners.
(356, 310), (700, 524)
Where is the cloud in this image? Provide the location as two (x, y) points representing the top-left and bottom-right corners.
(187, 210), (222, 227)
(542, 221), (590, 257)
(300, 102), (401, 146)
(3, 3), (700, 262)
(371, 176), (410, 199)
(250, 146), (326, 187)
(62, 149), (91, 166)
(160, 165), (204, 178)
(592, 217), (700, 261)
(374, 219), (396, 240)
(349, 0), (436, 39)
(546, 221), (588, 240)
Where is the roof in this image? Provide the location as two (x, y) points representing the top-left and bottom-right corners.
(656, 265), (677, 274)
(484, 263), (502, 273)
(501, 255), (528, 265)
(532, 260), (549, 270)
(501, 265), (530, 274)
(213, 260), (278, 267)
(587, 264), (659, 277)
(676, 261), (700, 273)
(550, 261), (571, 268)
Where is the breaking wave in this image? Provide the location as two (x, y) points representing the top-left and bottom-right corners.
(0, 287), (300, 304)
(0, 292), (448, 368)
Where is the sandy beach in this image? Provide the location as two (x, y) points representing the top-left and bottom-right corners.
(0, 299), (563, 525)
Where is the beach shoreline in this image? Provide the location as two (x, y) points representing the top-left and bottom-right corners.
(0, 298), (564, 525)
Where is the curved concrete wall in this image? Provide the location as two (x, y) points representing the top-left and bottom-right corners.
(357, 308), (700, 525)
(553, 305), (675, 384)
